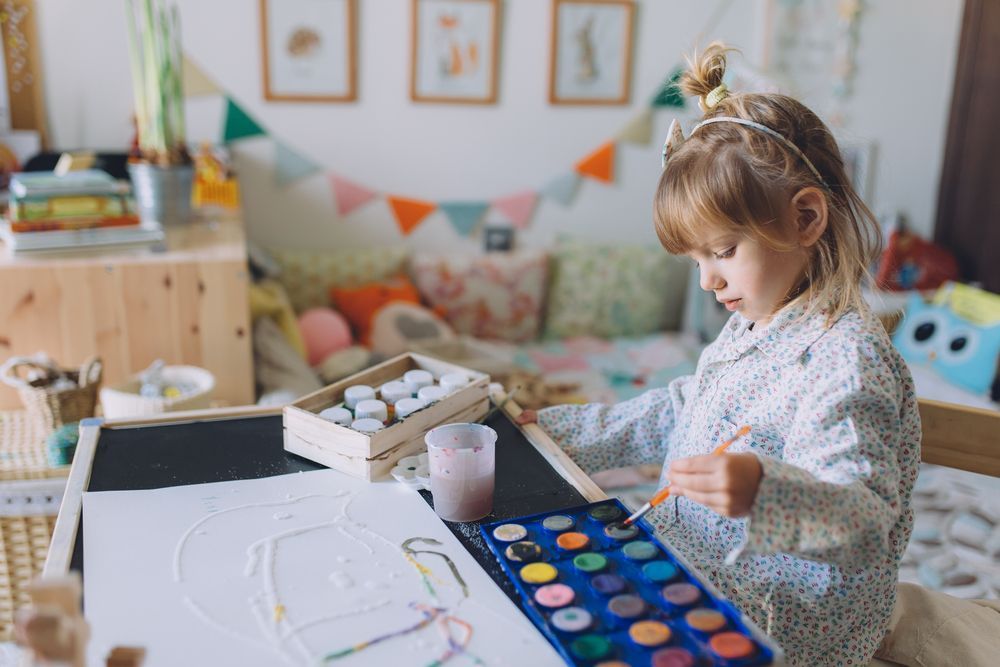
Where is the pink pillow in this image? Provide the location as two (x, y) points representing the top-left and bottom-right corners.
(298, 308), (353, 366)
(411, 250), (548, 343)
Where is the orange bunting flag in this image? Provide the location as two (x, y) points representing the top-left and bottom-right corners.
(574, 142), (616, 183)
(387, 196), (437, 236)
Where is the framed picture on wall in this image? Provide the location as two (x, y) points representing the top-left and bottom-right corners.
(259, 0), (357, 102)
(411, 0), (500, 104)
(549, 0), (634, 105)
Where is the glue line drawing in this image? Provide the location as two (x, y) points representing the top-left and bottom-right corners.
(403, 537), (471, 598)
(172, 490), (488, 666)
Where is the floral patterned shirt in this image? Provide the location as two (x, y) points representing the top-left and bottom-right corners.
(537, 302), (921, 667)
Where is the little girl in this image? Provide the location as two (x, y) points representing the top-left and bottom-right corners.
(519, 44), (921, 667)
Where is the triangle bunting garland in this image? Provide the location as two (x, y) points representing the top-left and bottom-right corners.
(493, 191), (538, 230)
(222, 97), (267, 143)
(616, 108), (654, 145)
(541, 172), (581, 207)
(274, 141), (321, 186)
(439, 202), (489, 237)
(329, 174), (378, 216)
(183, 47), (697, 238)
(387, 196), (437, 236)
(182, 56), (221, 97)
(651, 66), (686, 108)
(575, 142), (615, 183)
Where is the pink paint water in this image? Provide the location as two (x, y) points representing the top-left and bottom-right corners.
(425, 423), (497, 522)
(431, 470), (494, 522)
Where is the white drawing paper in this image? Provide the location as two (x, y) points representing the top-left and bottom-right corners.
(82, 470), (564, 666)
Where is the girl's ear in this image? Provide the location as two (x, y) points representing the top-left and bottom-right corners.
(790, 187), (828, 247)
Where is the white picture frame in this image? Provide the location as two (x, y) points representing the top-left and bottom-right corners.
(260, 0), (357, 102)
(549, 0), (634, 106)
(411, 0), (501, 105)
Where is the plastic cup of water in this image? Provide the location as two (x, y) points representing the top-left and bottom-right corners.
(425, 422), (497, 522)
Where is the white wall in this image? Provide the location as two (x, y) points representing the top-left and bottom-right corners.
(36, 0), (963, 250)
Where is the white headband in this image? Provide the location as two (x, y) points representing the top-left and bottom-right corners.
(661, 116), (830, 190)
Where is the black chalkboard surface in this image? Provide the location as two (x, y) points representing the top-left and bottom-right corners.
(72, 411), (587, 608)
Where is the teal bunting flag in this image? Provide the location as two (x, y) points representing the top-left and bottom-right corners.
(650, 67), (686, 108)
(438, 201), (489, 237)
(222, 97), (267, 143)
(540, 172), (581, 207)
(274, 141), (321, 186)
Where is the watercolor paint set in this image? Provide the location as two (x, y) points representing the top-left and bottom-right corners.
(480, 499), (783, 666)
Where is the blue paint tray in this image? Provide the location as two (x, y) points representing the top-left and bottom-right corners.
(480, 498), (784, 666)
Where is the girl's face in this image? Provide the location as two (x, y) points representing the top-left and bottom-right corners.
(686, 222), (808, 329)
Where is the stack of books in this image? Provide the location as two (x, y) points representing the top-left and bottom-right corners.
(1, 170), (164, 252)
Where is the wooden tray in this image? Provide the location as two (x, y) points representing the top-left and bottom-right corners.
(283, 353), (490, 480)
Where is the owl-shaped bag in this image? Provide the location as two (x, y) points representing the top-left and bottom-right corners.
(893, 288), (1000, 395)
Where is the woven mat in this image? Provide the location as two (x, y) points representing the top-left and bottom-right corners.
(0, 410), (69, 641)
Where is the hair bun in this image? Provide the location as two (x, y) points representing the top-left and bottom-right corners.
(680, 42), (734, 108)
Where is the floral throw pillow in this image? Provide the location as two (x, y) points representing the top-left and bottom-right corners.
(270, 247), (409, 314)
(411, 250), (548, 343)
(543, 241), (687, 339)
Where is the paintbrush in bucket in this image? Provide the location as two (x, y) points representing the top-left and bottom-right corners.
(622, 425), (751, 527)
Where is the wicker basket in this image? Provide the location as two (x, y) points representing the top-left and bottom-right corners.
(0, 357), (102, 435)
(99, 365), (215, 418)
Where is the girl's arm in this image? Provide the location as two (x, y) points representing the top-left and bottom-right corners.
(530, 374), (693, 476)
(733, 343), (920, 567)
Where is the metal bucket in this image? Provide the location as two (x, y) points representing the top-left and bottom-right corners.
(127, 162), (194, 226)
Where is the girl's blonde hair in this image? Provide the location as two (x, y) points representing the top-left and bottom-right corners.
(654, 42), (881, 325)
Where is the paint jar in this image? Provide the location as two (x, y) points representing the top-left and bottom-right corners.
(355, 399), (388, 424)
(439, 372), (469, 394)
(403, 369), (434, 394)
(417, 385), (448, 404)
(380, 381), (411, 405)
(425, 422), (497, 522)
(318, 406), (353, 426)
(351, 418), (385, 434)
(344, 385), (375, 410)
(394, 397), (426, 420)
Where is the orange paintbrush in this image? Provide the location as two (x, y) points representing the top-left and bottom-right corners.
(622, 425), (751, 527)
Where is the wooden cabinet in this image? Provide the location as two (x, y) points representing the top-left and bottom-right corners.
(0, 218), (254, 409)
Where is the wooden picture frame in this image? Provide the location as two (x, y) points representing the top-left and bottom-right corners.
(410, 0), (501, 105)
(259, 0), (357, 102)
(0, 0), (48, 147)
(549, 0), (634, 106)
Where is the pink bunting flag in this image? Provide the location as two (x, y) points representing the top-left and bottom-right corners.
(329, 173), (378, 217)
(492, 190), (539, 229)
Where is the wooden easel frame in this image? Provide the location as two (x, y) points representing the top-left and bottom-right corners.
(43, 389), (604, 577)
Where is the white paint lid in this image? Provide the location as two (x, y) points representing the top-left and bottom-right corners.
(417, 385), (448, 403)
(403, 369), (434, 392)
(344, 385), (375, 409)
(394, 397), (427, 419)
(318, 406), (353, 426)
(439, 372), (470, 393)
(380, 380), (412, 405)
(351, 418), (385, 434)
(354, 399), (388, 422)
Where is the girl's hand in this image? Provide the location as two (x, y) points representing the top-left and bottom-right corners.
(668, 453), (763, 518)
(515, 409), (538, 425)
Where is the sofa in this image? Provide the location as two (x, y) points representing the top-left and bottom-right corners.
(262, 240), (703, 409)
